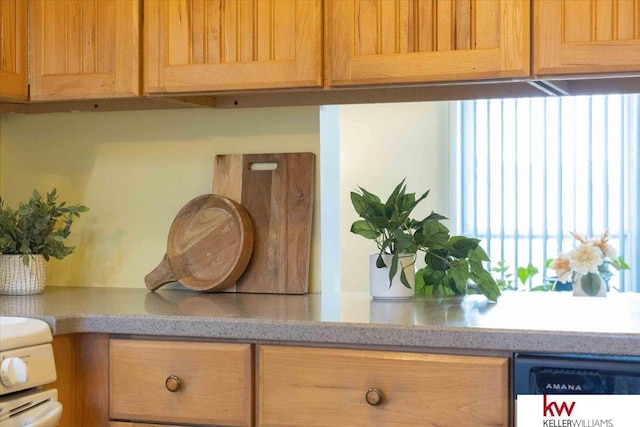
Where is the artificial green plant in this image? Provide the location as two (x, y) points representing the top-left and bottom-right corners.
(351, 180), (501, 301)
(0, 189), (89, 265)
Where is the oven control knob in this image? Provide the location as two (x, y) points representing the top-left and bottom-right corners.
(0, 357), (29, 388)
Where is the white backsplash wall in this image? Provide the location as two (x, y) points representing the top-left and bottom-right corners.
(338, 102), (451, 293)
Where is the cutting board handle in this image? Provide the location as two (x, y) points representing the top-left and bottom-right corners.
(145, 254), (176, 291)
(248, 162), (278, 171)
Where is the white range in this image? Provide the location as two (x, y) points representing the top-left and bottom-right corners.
(0, 316), (62, 427)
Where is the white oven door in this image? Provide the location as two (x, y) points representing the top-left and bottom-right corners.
(0, 388), (62, 427)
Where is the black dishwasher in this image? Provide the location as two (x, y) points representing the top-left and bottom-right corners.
(514, 353), (640, 395)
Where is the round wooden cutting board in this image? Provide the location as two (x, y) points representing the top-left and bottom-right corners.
(145, 194), (253, 292)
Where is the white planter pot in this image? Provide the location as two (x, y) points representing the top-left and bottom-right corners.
(369, 253), (415, 300)
(0, 255), (47, 295)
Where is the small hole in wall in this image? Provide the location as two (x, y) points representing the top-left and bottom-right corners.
(94, 104), (99, 109)
(234, 100), (239, 106)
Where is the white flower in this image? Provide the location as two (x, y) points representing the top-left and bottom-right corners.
(550, 252), (572, 282)
(602, 243), (618, 259)
(569, 243), (603, 274)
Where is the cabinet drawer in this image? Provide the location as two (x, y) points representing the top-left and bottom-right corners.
(259, 345), (508, 427)
(110, 339), (253, 426)
(110, 423), (188, 427)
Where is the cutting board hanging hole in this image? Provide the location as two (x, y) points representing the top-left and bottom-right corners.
(249, 162), (278, 171)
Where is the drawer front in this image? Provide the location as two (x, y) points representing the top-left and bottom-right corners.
(259, 345), (508, 427)
(110, 339), (253, 426)
(110, 423), (189, 427)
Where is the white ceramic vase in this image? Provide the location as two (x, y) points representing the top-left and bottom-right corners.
(0, 255), (47, 295)
(572, 272), (606, 297)
(369, 253), (415, 300)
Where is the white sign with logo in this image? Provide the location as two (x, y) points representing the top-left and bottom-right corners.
(517, 395), (640, 427)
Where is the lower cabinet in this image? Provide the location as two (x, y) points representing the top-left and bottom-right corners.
(106, 338), (509, 427)
(259, 345), (509, 427)
(109, 339), (253, 427)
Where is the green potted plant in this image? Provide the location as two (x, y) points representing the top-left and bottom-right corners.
(351, 180), (500, 302)
(0, 189), (88, 295)
(350, 179), (428, 299)
(413, 230), (501, 302)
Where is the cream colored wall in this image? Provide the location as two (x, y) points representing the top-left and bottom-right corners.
(0, 107), (321, 291)
(339, 102), (451, 292)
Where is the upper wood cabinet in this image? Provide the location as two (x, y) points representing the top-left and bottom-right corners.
(29, 0), (140, 101)
(143, 0), (323, 94)
(534, 0), (640, 76)
(0, 0), (27, 101)
(325, 0), (530, 87)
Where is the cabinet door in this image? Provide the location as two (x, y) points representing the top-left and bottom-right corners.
(29, 0), (140, 101)
(259, 345), (509, 427)
(325, 0), (530, 86)
(0, 0), (27, 101)
(144, 0), (322, 94)
(534, 0), (640, 76)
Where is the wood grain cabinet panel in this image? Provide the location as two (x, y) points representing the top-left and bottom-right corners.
(325, 0), (530, 86)
(29, 0), (140, 101)
(43, 334), (110, 427)
(144, 0), (323, 94)
(534, 0), (640, 76)
(110, 423), (189, 427)
(110, 339), (253, 427)
(259, 345), (509, 427)
(0, 0), (27, 100)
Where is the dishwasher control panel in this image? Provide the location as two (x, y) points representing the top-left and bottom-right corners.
(514, 353), (640, 395)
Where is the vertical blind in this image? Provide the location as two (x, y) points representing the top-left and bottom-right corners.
(457, 95), (639, 292)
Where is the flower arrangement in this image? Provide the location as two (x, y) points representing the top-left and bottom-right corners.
(550, 229), (629, 295)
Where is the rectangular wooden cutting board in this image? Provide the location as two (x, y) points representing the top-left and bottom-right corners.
(213, 153), (315, 294)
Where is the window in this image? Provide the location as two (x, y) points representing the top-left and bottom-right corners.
(456, 95), (639, 292)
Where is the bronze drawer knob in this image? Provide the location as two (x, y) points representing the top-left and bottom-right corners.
(165, 375), (182, 392)
(365, 388), (383, 406)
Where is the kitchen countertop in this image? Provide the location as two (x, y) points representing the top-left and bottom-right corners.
(1, 286), (639, 357)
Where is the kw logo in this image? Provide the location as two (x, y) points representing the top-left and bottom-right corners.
(543, 395), (576, 417)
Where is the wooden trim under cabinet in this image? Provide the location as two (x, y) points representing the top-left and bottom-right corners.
(259, 345), (509, 427)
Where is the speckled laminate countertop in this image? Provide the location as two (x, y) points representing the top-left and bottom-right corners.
(1, 287), (639, 356)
